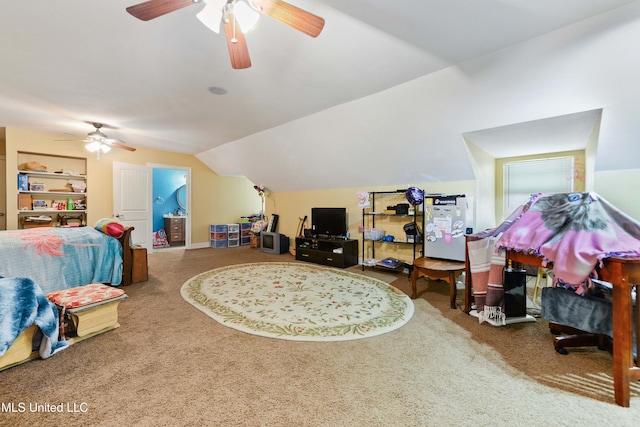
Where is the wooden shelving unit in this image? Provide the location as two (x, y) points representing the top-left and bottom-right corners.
(17, 152), (87, 228)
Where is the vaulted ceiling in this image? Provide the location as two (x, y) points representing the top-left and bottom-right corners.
(2, 1), (640, 191)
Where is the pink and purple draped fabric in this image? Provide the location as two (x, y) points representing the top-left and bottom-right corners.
(497, 192), (640, 290)
(466, 194), (541, 323)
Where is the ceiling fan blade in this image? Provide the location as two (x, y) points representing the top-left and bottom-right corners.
(126, 0), (197, 21)
(54, 135), (82, 142)
(224, 13), (252, 69)
(251, 0), (325, 38)
(110, 142), (138, 152)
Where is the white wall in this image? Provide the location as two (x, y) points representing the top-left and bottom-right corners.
(463, 138), (496, 232)
(199, 3), (640, 199)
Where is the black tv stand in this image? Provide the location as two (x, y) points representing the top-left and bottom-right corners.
(314, 234), (345, 240)
(295, 237), (358, 268)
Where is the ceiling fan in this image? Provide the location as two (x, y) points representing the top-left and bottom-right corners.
(56, 123), (137, 159)
(126, 0), (325, 69)
(84, 123), (136, 158)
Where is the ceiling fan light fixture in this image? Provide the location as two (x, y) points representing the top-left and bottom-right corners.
(85, 141), (102, 153)
(85, 140), (111, 154)
(197, 0), (225, 33)
(234, 1), (259, 32)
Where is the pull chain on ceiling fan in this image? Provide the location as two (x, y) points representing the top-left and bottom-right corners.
(126, 0), (325, 69)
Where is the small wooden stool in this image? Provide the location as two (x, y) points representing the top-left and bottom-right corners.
(47, 284), (127, 344)
(411, 257), (466, 309)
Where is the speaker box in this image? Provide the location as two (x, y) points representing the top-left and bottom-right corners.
(503, 268), (527, 318)
(396, 203), (409, 215)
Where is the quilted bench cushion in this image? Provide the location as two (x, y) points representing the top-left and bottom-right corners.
(47, 283), (126, 309)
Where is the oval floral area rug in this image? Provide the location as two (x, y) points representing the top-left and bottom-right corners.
(180, 262), (414, 341)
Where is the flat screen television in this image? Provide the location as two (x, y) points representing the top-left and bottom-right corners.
(260, 232), (290, 254)
(311, 207), (347, 238)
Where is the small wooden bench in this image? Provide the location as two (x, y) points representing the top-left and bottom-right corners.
(0, 324), (38, 370)
(47, 283), (127, 344)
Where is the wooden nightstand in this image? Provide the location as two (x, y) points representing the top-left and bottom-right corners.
(164, 217), (185, 246)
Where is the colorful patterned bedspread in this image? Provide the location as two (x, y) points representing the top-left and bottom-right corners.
(497, 192), (640, 288)
(0, 227), (123, 294)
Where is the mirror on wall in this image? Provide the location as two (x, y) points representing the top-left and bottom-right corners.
(176, 184), (187, 210)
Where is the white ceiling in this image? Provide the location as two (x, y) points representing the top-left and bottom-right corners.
(463, 109), (603, 159)
(1, 1), (639, 190)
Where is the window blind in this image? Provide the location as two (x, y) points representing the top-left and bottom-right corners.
(503, 156), (574, 218)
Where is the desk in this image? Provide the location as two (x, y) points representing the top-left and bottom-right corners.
(411, 257), (465, 309)
(506, 251), (640, 407)
(596, 256), (640, 407)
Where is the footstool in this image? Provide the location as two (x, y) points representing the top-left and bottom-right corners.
(46, 284), (127, 343)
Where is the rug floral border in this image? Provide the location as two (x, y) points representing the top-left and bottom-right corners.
(181, 262), (414, 341)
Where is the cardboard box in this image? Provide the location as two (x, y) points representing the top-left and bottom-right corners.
(22, 219), (53, 229)
(18, 194), (32, 210)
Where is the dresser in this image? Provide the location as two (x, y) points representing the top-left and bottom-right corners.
(164, 217), (185, 246)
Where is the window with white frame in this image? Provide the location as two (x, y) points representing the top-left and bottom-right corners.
(503, 156), (574, 218)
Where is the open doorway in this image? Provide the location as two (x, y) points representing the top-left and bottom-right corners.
(151, 164), (191, 251)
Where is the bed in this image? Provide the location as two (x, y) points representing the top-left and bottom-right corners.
(0, 225), (134, 370)
(0, 226), (134, 293)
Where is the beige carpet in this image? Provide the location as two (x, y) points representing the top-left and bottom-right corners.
(1, 246), (639, 426)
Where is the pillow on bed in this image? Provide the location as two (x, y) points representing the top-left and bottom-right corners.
(95, 218), (125, 238)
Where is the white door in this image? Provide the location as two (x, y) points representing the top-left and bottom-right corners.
(0, 157), (5, 230)
(113, 161), (152, 249)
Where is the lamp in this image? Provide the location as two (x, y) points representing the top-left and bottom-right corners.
(253, 185), (266, 220)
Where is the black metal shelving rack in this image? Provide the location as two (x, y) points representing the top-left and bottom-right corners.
(361, 190), (425, 272)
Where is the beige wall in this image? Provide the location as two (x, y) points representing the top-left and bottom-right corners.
(269, 180), (475, 260)
(269, 168), (640, 259)
(594, 169), (640, 221)
(4, 127), (639, 253)
(4, 127), (261, 246)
